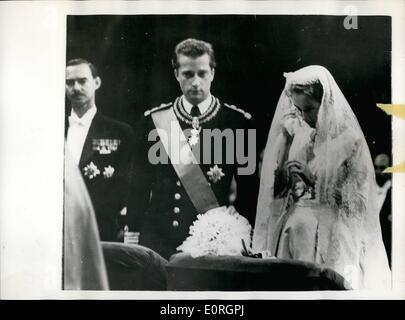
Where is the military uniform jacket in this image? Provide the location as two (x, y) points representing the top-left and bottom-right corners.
(129, 96), (258, 259)
(66, 111), (136, 241)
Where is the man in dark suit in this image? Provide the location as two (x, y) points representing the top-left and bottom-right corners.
(65, 59), (135, 241)
(129, 39), (258, 259)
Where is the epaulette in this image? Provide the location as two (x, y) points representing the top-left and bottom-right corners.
(144, 102), (173, 117)
(224, 103), (252, 120)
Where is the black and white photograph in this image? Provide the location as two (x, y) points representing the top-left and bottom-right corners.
(1, 0), (404, 301)
(64, 13), (392, 291)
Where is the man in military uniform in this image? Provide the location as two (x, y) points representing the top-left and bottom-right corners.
(130, 39), (258, 259)
(65, 58), (135, 242)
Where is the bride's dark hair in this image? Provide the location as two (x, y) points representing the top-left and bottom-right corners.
(291, 81), (324, 102)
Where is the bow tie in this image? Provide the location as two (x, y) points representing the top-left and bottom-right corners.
(69, 116), (88, 127)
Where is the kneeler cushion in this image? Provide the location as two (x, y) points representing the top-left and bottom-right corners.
(166, 252), (349, 291)
(102, 242), (168, 290)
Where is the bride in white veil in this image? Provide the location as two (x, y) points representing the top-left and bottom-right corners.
(253, 65), (391, 289)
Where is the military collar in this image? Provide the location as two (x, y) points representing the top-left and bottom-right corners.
(174, 95), (221, 126)
(181, 95), (213, 115)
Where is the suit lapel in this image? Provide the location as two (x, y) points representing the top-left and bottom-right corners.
(64, 116), (69, 138)
(79, 112), (105, 168)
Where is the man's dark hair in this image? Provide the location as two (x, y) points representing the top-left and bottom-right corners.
(171, 38), (216, 70)
(66, 58), (99, 78)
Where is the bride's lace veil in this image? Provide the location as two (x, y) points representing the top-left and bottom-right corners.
(253, 65), (391, 289)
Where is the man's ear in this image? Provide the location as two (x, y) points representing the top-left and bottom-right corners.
(174, 69), (179, 81)
(95, 77), (102, 90)
(211, 68), (215, 80)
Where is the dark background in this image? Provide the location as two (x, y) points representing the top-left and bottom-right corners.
(66, 14), (392, 162)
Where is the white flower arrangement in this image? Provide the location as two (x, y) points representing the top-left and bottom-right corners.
(177, 206), (252, 258)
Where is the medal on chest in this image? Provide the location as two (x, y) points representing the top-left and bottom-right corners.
(188, 117), (201, 146)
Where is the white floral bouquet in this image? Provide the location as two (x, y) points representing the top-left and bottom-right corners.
(177, 206), (252, 258)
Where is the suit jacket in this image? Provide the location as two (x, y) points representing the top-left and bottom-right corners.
(66, 111), (136, 241)
(129, 97), (259, 259)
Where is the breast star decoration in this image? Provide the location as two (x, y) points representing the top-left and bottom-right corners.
(83, 162), (100, 179)
(207, 165), (225, 183)
(103, 165), (115, 178)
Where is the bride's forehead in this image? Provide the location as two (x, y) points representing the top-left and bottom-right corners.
(290, 92), (314, 107)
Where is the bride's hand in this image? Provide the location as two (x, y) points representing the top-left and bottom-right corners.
(281, 112), (298, 138)
(286, 160), (315, 186)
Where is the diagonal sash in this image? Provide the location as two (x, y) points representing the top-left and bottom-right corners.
(151, 107), (219, 214)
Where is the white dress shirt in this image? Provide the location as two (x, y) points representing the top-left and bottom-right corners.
(182, 95), (212, 115)
(67, 106), (97, 165)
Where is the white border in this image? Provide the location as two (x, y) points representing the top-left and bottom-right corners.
(0, 0), (404, 300)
